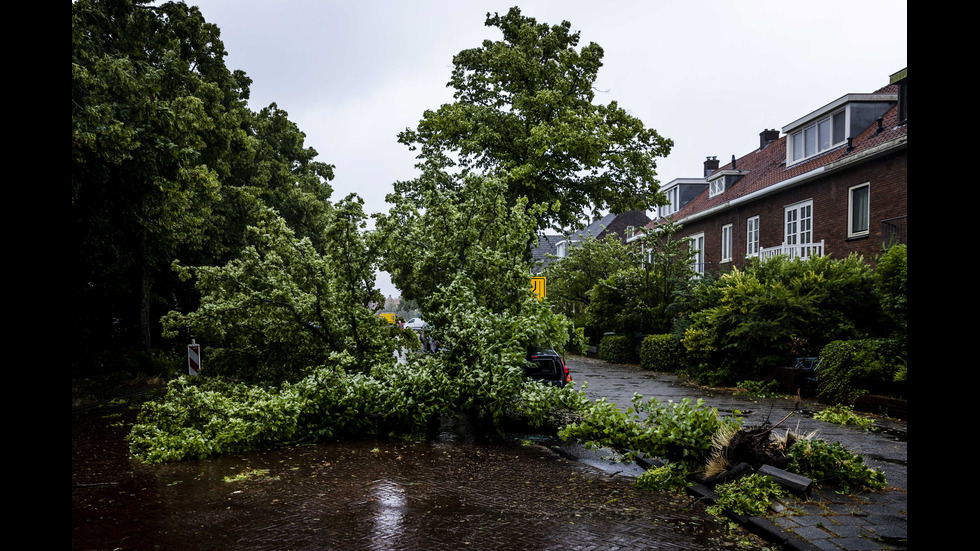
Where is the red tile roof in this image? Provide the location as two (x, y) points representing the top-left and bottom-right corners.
(647, 88), (907, 229)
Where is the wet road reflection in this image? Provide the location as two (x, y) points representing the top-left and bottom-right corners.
(73, 407), (765, 550)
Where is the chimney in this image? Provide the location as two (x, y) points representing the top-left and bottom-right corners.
(704, 156), (719, 177)
(760, 129), (779, 149)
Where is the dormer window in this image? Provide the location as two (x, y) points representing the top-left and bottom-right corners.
(660, 186), (680, 217)
(709, 176), (725, 197)
(789, 109), (846, 164)
(556, 241), (567, 258)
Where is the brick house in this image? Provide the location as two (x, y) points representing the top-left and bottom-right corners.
(638, 68), (907, 275)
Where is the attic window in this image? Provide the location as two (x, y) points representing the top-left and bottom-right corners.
(790, 109), (846, 164)
(660, 186), (680, 217)
(708, 175), (725, 198)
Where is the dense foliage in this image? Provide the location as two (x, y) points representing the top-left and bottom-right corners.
(560, 396), (740, 466)
(680, 254), (881, 386)
(874, 245), (907, 336)
(542, 221), (694, 341)
(786, 439), (886, 493)
(73, 0), (335, 371)
(598, 335), (636, 364)
(378, 174), (576, 426)
(639, 334), (675, 372)
(539, 234), (633, 327)
(161, 201), (399, 383)
(817, 338), (906, 405)
(706, 474), (784, 517)
(397, 7), (672, 233)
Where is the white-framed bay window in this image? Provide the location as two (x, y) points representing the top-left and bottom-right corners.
(746, 216), (760, 257)
(721, 224), (733, 263)
(848, 183), (870, 238)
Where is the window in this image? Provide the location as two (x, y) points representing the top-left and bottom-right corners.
(785, 200), (813, 247)
(790, 109), (846, 164)
(746, 216), (760, 257)
(709, 176), (725, 198)
(721, 224), (733, 263)
(689, 233), (705, 276)
(556, 241), (567, 258)
(848, 183), (870, 238)
(660, 186), (680, 217)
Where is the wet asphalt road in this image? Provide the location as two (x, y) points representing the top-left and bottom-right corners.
(72, 362), (775, 551)
(72, 355), (905, 550)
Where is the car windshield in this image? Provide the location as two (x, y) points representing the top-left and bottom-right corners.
(526, 358), (558, 375)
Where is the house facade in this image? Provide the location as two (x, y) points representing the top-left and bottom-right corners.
(532, 210), (651, 271)
(640, 69), (907, 275)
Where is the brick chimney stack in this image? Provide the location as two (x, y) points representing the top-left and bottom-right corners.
(704, 156), (719, 177)
(760, 129), (779, 149)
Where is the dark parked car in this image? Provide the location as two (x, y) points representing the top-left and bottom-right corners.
(524, 348), (572, 388)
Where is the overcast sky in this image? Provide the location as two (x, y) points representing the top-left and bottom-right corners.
(188, 0), (907, 296)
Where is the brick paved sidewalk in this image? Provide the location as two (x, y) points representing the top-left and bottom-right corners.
(564, 355), (907, 551)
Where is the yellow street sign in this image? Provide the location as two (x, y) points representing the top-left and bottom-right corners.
(380, 312), (396, 323)
(531, 277), (546, 301)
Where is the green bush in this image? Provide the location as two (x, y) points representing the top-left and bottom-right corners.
(874, 244), (907, 335)
(640, 334), (675, 371)
(818, 338), (905, 404)
(599, 335), (636, 364)
(680, 254), (879, 386)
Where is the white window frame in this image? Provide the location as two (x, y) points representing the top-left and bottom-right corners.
(789, 109), (846, 164)
(556, 241), (567, 258)
(784, 200), (813, 247)
(689, 232), (705, 276)
(661, 186), (680, 217)
(709, 176), (724, 198)
(848, 183), (870, 238)
(721, 224), (733, 263)
(746, 216), (760, 257)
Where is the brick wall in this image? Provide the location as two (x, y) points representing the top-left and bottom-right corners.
(671, 147), (907, 272)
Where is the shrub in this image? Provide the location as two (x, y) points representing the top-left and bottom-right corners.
(874, 244), (907, 335)
(640, 334), (675, 371)
(599, 335), (636, 364)
(680, 254), (879, 386)
(818, 338), (905, 404)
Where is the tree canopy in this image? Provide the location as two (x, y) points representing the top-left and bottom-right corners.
(163, 199), (399, 383)
(72, 0), (335, 370)
(397, 7), (673, 232)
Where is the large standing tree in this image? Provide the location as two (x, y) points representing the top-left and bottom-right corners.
(397, 7), (673, 232)
(72, 0), (334, 370)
